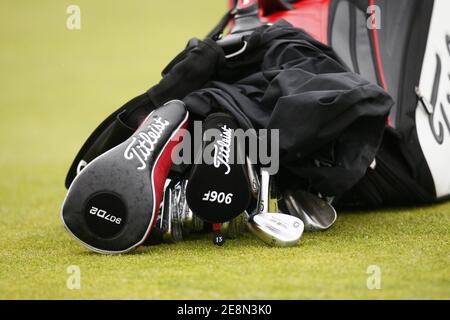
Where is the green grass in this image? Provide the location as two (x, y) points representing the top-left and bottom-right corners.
(0, 1), (449, 300)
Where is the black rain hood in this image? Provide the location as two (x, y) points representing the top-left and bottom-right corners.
(66, 20), (394, 198)
(159, 20), (393, 196)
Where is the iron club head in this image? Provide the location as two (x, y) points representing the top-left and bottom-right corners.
(283, 189), (337, 231)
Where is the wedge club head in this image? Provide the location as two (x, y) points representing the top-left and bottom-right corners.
(246, 211), (304, 247)
(283, 189), (337, 231)
(246, 167), (304, 247)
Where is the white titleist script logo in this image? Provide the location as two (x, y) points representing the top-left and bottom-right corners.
(213, 125), (233, 175)
(124, 116), (170, 170)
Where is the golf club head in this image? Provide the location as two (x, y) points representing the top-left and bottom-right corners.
(246, 211), (304, 247)
(160, 180), (183, 243)
(175, 180), (204, 235)
(61, 100), (189, 253)
(244, 167), (304, 247)
(153, 179), (205, 244)
(283, 189), (337, 231)
(186, 112), (252, 223)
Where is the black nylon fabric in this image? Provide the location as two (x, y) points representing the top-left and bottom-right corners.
(178, 21), (393, 196)
(147, 38), (226, 108)
(66, 20), (393, 197)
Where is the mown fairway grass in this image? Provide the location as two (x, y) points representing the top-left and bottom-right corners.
(0, 0), (449, 299)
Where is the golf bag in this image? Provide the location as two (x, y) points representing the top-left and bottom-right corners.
(64, 0), (449, 209)
(326, 0), (450, 206)
(62, 101), (189, 253)
(239, 0), (450, 206)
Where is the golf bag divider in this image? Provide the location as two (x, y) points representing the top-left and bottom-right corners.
(61, 100), (189, 254)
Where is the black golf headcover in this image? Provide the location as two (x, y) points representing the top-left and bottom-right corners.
(186, 113), (252, 223)
(61, 100), (189, 253)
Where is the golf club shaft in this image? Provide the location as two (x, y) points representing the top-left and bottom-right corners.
(246, 157), (260, 199)
(259, 168), (270, 214)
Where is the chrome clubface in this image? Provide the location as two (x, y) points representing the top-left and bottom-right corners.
(159, 182), (183, 243)
(247, 212), (304, 247)
(284, 189), (337, 232)
(160, 179), (204, 243)
(244, 167), (304, 247)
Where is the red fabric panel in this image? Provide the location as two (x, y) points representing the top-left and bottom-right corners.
(228, 1), (331, 44)
(262, 0), (330, 44)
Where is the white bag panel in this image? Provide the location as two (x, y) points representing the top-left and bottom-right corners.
(416, 0), (450, 198)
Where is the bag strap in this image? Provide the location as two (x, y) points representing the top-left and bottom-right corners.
(206, 0), (294, 41)
(206, 9), (235, 40)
